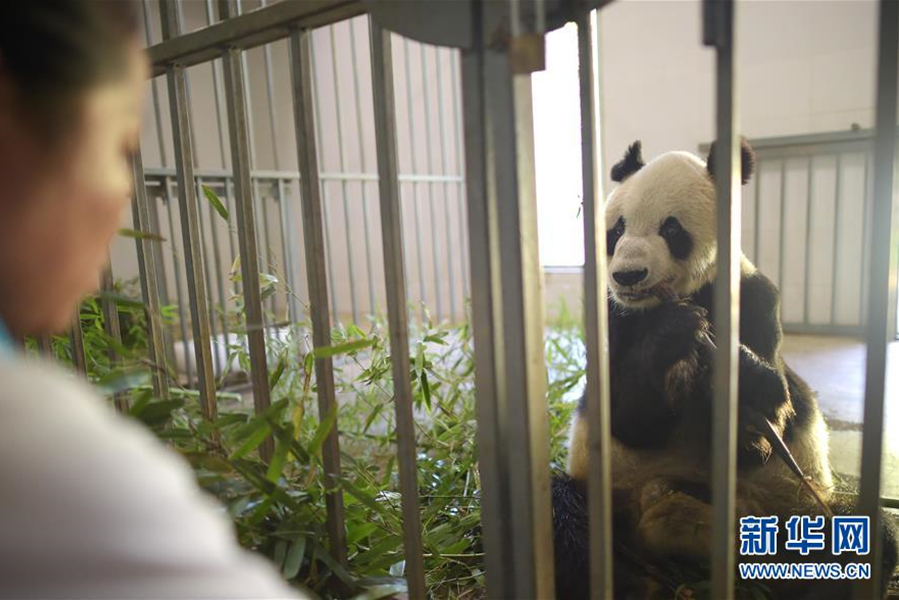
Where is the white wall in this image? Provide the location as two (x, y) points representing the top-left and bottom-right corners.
(535, 0), (880, 267)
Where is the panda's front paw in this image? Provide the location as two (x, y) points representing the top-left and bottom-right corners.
(737, 348), (793, 465)
(645, 301), (710, 371)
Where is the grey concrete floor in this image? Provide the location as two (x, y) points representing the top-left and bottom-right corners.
(781, 334), (898, 499)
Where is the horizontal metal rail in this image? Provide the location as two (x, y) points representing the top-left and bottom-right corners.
(147, 0), (364, 75)
(144, 167), (463, 184)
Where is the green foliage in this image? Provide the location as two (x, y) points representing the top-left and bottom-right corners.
(33, 276), (589, 598)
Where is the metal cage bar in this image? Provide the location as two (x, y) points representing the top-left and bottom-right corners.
(69, 318), (87, 376)
(100, 266), (128, 412)
(704, 0), (741, 597)
(469, 1), (555, 595)
(460, 36), (511, 599)
(577, 10), (614, 599)
(220, 36), (273, 459)
(327, 24), (361, 324)
(369, 22), (427, 598)
(160, 0), (218, 420)
(855, 0), (898, 595)
(131, 146), (170, 399)
(288, 27), (349, 566)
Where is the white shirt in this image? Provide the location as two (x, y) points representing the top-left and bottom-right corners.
(0, 357), (309, 599)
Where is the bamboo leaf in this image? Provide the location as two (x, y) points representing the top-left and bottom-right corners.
(202, 184), (229, 220)
(118, 228), (166, 242)
(98, 290), (145, 309)
(309, 404), (338, 455)
(312, 338), (373, 359)
(231, 421), (271, 459)
(282, 536), (306, 579)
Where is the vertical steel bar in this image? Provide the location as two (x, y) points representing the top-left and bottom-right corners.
(175, 0), (201, 163)
(831, 154), (842, 325)
(132, 146), (170, 398)
(460, 33), (511, 598)
(855, 1), (898, 595)
(164, 178), (194, 386)
(258, 181), (278, 317)
(803, 156), (813, 325)
(221, 43), (273, 460)
(142, 0), (168, 168)
(101, 266), (129, 412)
(309, 38), (342, 322)
(70, 316), (87, 375)
(704, 0), (740, 597)
(36, 335), (53, 357)
(328, 25), (360, 323)
(289, 27), (348, 566)
(451, 51), (470, 301)
(480, 2), (554, 594)
(434, 48), (458, 320)
(204, 0), (230, 171)
(260, 0), (282, 172)
(419, 44), (444, 320)
(369, 23), (426, 598)
(778, 159), (787, 294)
(196, 177), (222, 376)
(403, 38), (429, 317)
(160, 0), (217, 419)
(276, 179), (298, 321)
(229, 1), (258, 170)
(348, 18), (378, 316)
(753, 161), (761, 265)
(205, 179), (231, 369)
(577, 10), (613, 599)
(860, 154), (872, 326)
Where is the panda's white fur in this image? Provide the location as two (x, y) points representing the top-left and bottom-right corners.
(605, 151), (718, 310)
(566, 146), (834, 562)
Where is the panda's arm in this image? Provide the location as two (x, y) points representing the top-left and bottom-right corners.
(739, 271), (783, 363)
(735, 271), (794, 463)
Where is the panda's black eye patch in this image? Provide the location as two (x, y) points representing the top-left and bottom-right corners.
(659, 216), (692, 260)
(607, 216), (625, 256)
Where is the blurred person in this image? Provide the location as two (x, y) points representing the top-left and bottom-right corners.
(0, 3), (305, 598)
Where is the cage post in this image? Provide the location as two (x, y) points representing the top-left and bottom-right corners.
(220, 41), (274, 460)
(69, 317), (87, 376)
(132, 146), (170, 399)
(856, 0), (899, 595)
(703, 0), (741, 597)
(163, 178), (195, 387)
(100, 266), (129, 412)
(369, 22), (427, 598)
(347, 20), (379, 316)
(327, 25), (361, 324)
(195, 177), (222, 377)
(401, 39), (430, 321)
(288, 27), (348, 566)
(462, 0), (556, 595)
(418, 44), (444, 321)
(433, 47), (458, 321)
(576, 10), (614, 599)
(159, 0), (218, 420)
(459, 40), (511, 599)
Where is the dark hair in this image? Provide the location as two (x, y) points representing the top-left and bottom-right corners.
(0, 1), (140, 138)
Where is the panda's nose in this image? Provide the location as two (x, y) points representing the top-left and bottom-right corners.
(613, 268), (648, 287)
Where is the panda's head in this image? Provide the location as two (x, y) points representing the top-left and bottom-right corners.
(605, 139), (755, 310)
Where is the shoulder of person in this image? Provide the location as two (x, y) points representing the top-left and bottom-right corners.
(0, 357), (308, 599)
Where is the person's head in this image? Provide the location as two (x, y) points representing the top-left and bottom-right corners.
(0, 1), (147, 338)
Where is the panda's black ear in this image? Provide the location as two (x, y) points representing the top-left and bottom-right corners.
(610, 140), (645, 183)
(705, 138), (756, 185)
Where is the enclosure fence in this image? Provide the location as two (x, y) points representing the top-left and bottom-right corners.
(48, 0), (899, 598)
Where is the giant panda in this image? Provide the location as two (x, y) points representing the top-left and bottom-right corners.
(551, 140), (898, 599)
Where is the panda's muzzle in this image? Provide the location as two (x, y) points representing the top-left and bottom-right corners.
(612, 268), (648, 287)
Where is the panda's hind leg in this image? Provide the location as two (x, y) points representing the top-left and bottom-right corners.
(634, 478), (712, 561)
